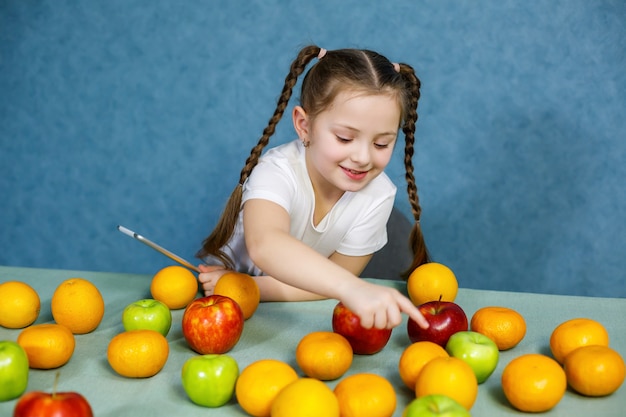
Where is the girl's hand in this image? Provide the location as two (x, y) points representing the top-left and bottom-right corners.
(197, 264), (228, 296)
(340, 281), (429, 330)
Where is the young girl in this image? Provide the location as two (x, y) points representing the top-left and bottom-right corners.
(197, 45), (430, 330)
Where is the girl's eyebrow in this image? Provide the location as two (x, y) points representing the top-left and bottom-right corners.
(335, 124), (398, 138)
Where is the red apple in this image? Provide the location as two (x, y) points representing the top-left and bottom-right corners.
(182, 295), (244, 354)
(14, 390), (92, 417)
(407, 299), (468, 347)
(331, 301), (392, 354)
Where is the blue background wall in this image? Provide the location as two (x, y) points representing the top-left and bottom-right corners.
(1, 1), (624, 297)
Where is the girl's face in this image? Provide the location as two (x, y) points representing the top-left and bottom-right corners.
(294, 90), (401, 201)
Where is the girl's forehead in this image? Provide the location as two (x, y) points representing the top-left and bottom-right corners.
(317, 91), (402, 132)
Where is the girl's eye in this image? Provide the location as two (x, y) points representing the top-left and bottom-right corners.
(374, 143), (390, 149)
(336, 136), (351, 143)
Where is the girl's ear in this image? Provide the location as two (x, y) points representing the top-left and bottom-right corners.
(292, 105), (309, 140)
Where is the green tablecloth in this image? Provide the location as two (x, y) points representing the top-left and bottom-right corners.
(1, 266), (624, 416)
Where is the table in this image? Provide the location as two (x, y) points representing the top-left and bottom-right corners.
(1, 266), (624, 416)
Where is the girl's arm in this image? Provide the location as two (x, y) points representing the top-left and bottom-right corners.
(198, 249), (372, 302)
(252, 252), (372, 301)
(242, 198), (428, 330)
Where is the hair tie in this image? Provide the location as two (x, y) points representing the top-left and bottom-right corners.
(317, 48), (327, 60)
(392, 62), (400, 73)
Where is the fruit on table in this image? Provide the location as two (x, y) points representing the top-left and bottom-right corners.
(407, 262), (458, 306)
(17, 323), (75, 369)
(563, 345), (625, 396)
(0, 281), (40, 329)
(213, 271), (261, 319)
(51, 278), (105, 334)
(333, 373), (397, 417)
(181, 354), (239, 407)
(402, 394), (471, 417)
(549, 317), (609, 364)
(398, 341), (449, 390)
(295, 331), (353, 380)
(107, 329), (169, 378)
(182, 295), (244, 354)
(445, 330), (499, 384)
(150, 265), (199, 310)
(470, 305), (526, 350)
(122, 298), (172, 336)
(501, 353), (566, 412)
(332, 301), (392, 354)
(0, 340), (29, 401)
(415, 356), (478, 411)
(271, 378), (339, 417)
(13, 372), (92, 416)
(407, 298), (468, 347)
(13, 390), (93, 417)
(235, 359), (299, 417)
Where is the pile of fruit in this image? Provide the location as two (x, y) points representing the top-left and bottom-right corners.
(0, 277), (105, 415)
(1, 261), (624, 416)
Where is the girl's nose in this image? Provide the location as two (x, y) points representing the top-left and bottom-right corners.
(350, 142), (371, 165)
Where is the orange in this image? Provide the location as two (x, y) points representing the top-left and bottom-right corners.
(51, 277), (105, 334)
(295, 331), (353, 381)
(214, 271), (261, 319)
(17, 323), (75, 369)
(398, 341), (449, 389)
(407, 262), (458, 305)
(563, 345), (625, 396)
(271, 378), (339, 417)
(235, 359), (299, 417)
(549, 318), (609, 364)
(470, 306), (526, 350)
(150, 265), (198, 310)
(107, 329), (169, 378)
(334, 373), (396, 417)
(501, 353), (566, 412)
(0, 281), (40, 328)
(414, 356), (478, 410)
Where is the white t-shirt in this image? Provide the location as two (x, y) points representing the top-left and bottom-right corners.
(213, 139), (396, 276)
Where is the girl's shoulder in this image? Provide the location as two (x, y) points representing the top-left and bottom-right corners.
(260, 139), (302, 163)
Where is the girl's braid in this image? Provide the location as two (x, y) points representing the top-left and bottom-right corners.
(398, 63), (431, 278)
(238, 45), (320, 185)
(196, 46), (322, 267)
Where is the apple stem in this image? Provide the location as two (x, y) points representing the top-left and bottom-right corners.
(52, 371), (60, 398)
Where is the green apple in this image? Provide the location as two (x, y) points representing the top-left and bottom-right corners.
(0, 340), (29, 401)
(403, 394), (471, 417)
(181, 354), (239, 407)
(446, 330), (499, 383)
(122, 299), (172, 336)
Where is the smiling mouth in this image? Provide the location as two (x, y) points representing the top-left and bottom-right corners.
(341, 166), (368, 180)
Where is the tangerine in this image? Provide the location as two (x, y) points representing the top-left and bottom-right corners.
(549, 318), (609, 364)
(235, 359), (299, 417)
(398, 341), (449, 389)
(51, 278), (105, 334)
(501, 353), (566, 412)
(107, 330), (169, 378)
(295, 331), (353, 380)
(470, 306), (526, 350)
(407, 262), (458, 305)
(270, 378), (339, 417)
(150, 265), (198, 310)
(414, 356), (478, 410)
(563, 345), (625, 396)
(214, 271), (261, 319)
(334, 373), (397, 417)
(0, 281), (40, 328)
(17, 323), (75, 369)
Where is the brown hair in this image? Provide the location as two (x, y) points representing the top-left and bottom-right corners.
(196, 45), (430, 278)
